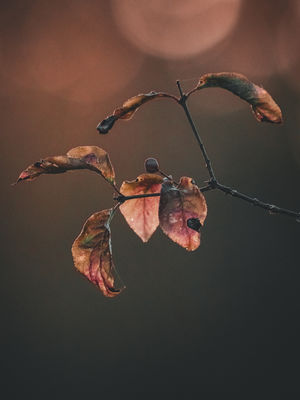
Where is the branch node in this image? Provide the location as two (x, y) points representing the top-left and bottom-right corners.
(114, 194), (125, 204)
(178, 94), (187, 105)
(208, 178), (218, 189)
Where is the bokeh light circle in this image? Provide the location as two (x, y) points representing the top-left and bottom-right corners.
(111, 0), (241, 60)
(276, 2), (300, 91)
(0, 1), (143, 103)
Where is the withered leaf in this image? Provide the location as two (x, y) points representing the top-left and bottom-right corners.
(159, 177), (207, 251)
(97, 91), (176, 134)
(16, 145), (115, 184)
(119, 173), (163, 242)
(72, 208), (123, 297)
(196, 72), (283, 124)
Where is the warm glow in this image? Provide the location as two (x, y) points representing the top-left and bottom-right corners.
(111, 0), (241, 59)
(0, 1), (143, 103)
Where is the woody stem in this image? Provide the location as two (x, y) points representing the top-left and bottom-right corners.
(176, 80), (217, 186)
(114, 185), (213, 204)
(175, 80), (300, 222)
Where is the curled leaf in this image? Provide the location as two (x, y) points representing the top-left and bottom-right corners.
(119, 173), (163, 242)
(159, 177), (207, 251)
(196, 72), (283, 124)
(97, 91), (177, 134)
(16, 145), (115, 184)
(72, 208), (123, 297)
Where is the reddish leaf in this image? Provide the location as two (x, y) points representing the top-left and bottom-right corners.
(119, 173), (163, 242)
(72, 208), (123, 297)
(159, 177), (207, 251)
(15, 146), (115, 184)
(196, 72), (283, 124)
(97, 91), (176, 134)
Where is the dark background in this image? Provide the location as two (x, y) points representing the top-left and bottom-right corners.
(1, 0), (300, 397)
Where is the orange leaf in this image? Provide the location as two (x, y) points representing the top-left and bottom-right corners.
(97, 91), (177, 134)
(159, 177), (207, 251)
(119, 173), (163, 242)
(15, 145), (115, 184)
(196, 72), (283, 124)
(72, 209), (123, 297)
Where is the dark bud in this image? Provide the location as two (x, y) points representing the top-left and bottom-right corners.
(187, 218), (202, 232)
(97, 115), (117, 134)
(144, 157), (159, 173)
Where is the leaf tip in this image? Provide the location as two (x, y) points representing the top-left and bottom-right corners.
(97, 115), (117, 134)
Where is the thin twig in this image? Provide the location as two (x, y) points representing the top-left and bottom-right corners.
(176, 80), (299, 222)
(215, 183), (300, 220)
(176, 80), (217, 184)
(115, 193), (161, 203)
(185, 86), (198, 99)
(109, 181), (123, 196)
(114, 184), (213, 204)
(157, 92), (180, 103)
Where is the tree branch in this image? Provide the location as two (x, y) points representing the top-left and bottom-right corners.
(114, 184), (213, 204)
(176, 80), (300, 222)
(215, 183), (300, 221)
(176, 80), (217, 184)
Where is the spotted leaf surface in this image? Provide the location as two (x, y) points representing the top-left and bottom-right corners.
(159, 177), (207, 251)
(97, 91), (176, 134)
(196, 72), (282, 124)
(72, 208), (123, 297)
(16, 145), (115, 184)
(119, 173), (163, 242)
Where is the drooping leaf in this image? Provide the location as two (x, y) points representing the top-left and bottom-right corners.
(159, 177), (207, 251)
(119, 173), (163, 242)
(97, 91), (177, 134)
(72, 208), (123, 297)
(15, 145), (115, 184)
(195, 72), (283, 124)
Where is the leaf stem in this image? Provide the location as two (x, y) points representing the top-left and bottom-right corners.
(110, 182), (123, 196)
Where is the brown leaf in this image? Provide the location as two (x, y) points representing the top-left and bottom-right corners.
(159, 177), (207, 251)
(119, 173), (163, 242)
(196, 72), (283, 124)
(72, 208), (123, 297)
(16, 145), (115, 184)
(97, 91), (176, 134)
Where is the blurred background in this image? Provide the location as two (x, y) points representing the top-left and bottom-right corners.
(1, 0), (300, 397)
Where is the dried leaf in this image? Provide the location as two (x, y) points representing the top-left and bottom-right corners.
(119, 173), (163, 242)
(72, 208), (123, 297)
(196, 72), (283, 124)
(16, 146), (115, 184)
(97, 91), (176, 134)
(159, 177), (207, 251)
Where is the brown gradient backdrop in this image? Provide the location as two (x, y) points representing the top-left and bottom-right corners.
(1, 0), (300, 397)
